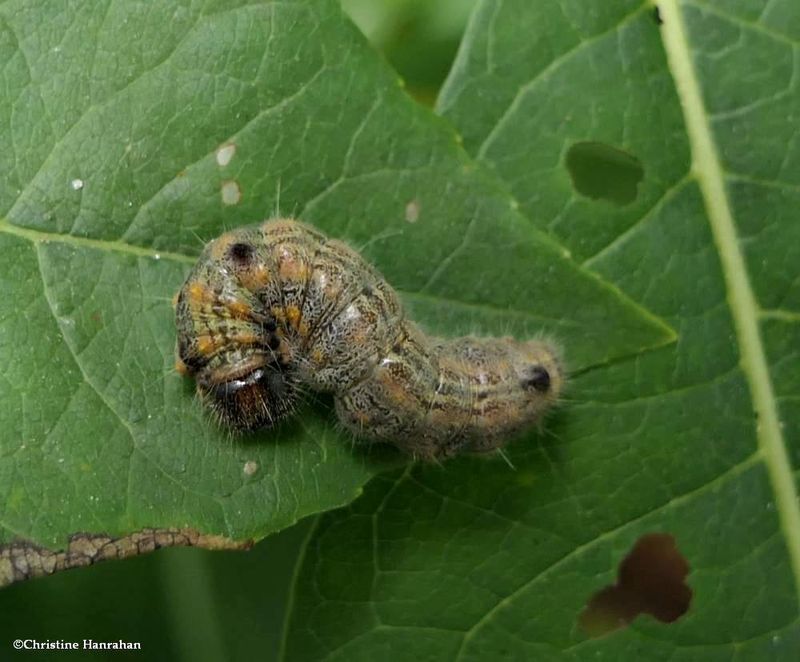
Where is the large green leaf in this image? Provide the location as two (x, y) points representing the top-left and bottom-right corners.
(0, 0), (667, 584)
(283, 0), (800, 659)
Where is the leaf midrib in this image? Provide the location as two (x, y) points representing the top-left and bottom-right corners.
(659, 0), (800, 600)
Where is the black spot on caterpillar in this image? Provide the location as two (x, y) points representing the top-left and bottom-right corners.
(174, 219), (563, 461)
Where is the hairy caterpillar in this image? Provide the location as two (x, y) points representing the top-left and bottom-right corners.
(174, 219), (563, 461)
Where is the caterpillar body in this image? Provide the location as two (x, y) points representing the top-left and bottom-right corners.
(175, 219), (563, 461)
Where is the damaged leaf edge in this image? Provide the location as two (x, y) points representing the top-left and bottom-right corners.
(0, 527), (253, 588)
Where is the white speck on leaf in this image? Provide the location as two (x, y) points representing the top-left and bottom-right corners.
(405, 199), (421, 223)
(221, 180), (241, 205)
(216, 143), (236, 166)
(70, 179), (84, 191)
(243, 461), (258, 476)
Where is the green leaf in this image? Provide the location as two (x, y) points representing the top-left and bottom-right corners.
(283, 0), (800, 659)
(0, 0), (667, 584)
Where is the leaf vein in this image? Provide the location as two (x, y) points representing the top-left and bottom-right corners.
(476, 2), (649, 160)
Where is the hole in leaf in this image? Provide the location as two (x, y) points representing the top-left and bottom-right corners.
(579, 533), (692, 638)
(565, 141), (644, 206)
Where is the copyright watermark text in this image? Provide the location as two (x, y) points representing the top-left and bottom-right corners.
(13, 639), (141, 651)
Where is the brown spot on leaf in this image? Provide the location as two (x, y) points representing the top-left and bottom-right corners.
(0, 528), (252, 588)
(579, 533), (692, 637)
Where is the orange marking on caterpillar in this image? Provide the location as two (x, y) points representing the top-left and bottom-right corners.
(196, 335), (218, 356)
(209, 232), (237, 261)
(238, 263), (271, 291)
(188, 282), (215, 306)
(229, 331), (260, 346)
(226, 300), (252, 319)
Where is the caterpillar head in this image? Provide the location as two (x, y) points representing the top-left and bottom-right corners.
(174, 235), (298, 432)
(195, 352), (298, 431)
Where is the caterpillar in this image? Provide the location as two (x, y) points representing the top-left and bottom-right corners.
(174, 219), (563, 461)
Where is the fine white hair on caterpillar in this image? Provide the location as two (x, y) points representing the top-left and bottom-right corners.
(174, 219), (563, 461)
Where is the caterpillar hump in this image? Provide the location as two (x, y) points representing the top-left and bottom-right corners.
(175, 219), (563, 461)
